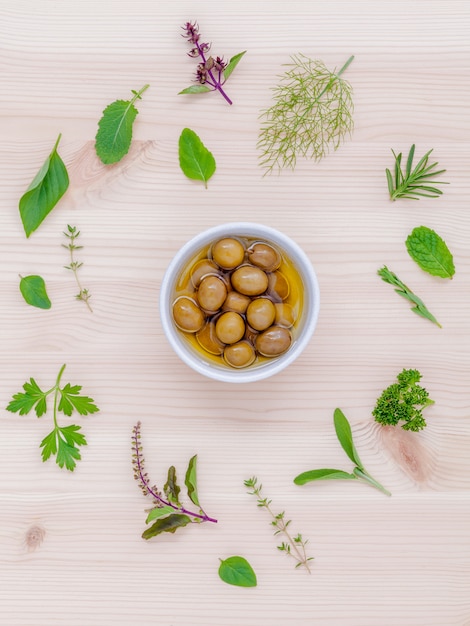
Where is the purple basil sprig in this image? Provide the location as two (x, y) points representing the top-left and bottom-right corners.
(179, 21), (246, 105)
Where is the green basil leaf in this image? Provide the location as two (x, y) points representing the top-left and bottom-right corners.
(178, 128), (216, 188)
(333, 408), (363, 469)
(406, 225), (455, 279)
(19, 275), (51, 309)
(142, 513), (192, 540)
(223, 50), (247, 81)
(184, 454), (200, 507)
(178, 85), (212, 95)
(218, 556), (257, 588)
(163, 465), (181, 506)
(95, 84), (149, 165)
(19, 134), (69, 237)
(145, 505), (176, 524)
(293, 468), (357, 485)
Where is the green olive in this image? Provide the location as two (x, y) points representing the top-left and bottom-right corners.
(231, 265), (269, 296)
(246, 297), (276, 331)
(172, 297), (205, 333)
(212, 238), (245, 269)
(274, 302), (296, 328)
(247, 242), (281, 272)
(255, 326), (292, 357)
(197, 275), (227, 312)
(224, 341), (256, 368)
(196, 321), (224, 355)
(267, 271), (290, 301)
(190, 259), (219, 288)
(222, 290), (251, 314)
(215, 311), (246, 344)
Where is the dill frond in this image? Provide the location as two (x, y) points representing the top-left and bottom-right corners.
(258, 54), (354, 174)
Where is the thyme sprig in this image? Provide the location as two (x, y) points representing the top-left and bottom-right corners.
(386, 144), (448, 200)
(245, 476), (313, 573)
(63, 225), (92, 312)
(258, 54), (354, 174)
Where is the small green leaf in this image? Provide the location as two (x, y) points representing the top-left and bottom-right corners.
(223, 50), (246, 81)
(293, 468), (357, 485)
(406, 226), (455, 279)
(142, 513), (192, 540)
(218, 556), (257, 588)
(333, 408), (363, 469)
(178, 85), (212, 95)
(19, 134), (69, 237)
(178, 128), (216, 188)
(184, 454), (200, 507)
(95, 84), (149, 165)
(164, 466), (182, 506)
(19, 275), (51, 309)
(58, 384), (99, 417)
(40, 424), (87, 471)
(145, 505), (176, 524)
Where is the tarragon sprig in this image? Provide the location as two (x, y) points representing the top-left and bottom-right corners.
(386, 144), (448, 200)
(378, 265), (441, 328)
(244, 476), (313, 572)
(63, 225), (92, 312)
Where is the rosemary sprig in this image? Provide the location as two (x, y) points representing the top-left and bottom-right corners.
(63, 225), (92, 312)
(258, 54), (354, 174)
(244, 476), (313, 573)
(378, 265), (441, 328)
(386, 144), (448, 200)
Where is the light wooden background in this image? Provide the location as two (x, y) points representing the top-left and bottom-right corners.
(0, 1), (469, 624)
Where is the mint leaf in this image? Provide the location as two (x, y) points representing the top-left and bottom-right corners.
(19, 134), (69, 237)
(95, 85), (149, 165)
(142, 513), (192, 540)
(218, 556), (257, 588)
(40, 424), (87, 471)
(178, 128), (216, 187)
(406, 225), (455, 279)
(19, 275), (51, 310)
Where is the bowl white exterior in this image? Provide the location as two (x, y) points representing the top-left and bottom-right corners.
(159, 223), (320, 383)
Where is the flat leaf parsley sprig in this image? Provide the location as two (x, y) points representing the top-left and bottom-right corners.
(6, 364), (99, 471)
(179, 21), (246, 105)
(132, 422), (217, 540)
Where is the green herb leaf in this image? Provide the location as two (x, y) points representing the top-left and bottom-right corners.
(178, 85), (212, 95)
(178, 128), (216, 187)
(333, 408), (363, 469)
(145, 505), (176, 524)
(377, 265), (442, 328)
(40, 424), (87, 471)
(184, 454), (200, 507)
(164, 466), (182, 506)
(19, 134), (69, 237)
(95, 85), (149, 165)
(58, 383), (99, 416)
(386, 145), (448, 200)
(406, 226), (455, 279)
(218, 556), (257, 587)
(293, 468), (357, 485)
(142, 513), (192, 540)
(19, 275), (51, 310)
(223, 51), (247, 81)
(5, 378), (47, 416)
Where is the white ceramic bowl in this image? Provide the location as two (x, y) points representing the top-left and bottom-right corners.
(159, 223), (320, 383)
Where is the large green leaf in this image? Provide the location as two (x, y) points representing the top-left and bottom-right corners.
(218, 556), (257, 587)
(19, 275), (51, 309)
(19, 135), (69, 237)
(406, 226), (455, 279)
(178, 128), (216, 188)
(333, 408), (363, 469)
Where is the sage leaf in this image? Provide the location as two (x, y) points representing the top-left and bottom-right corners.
(178, 85), (212, 95)
(95, 84), (149, 165)
(223, 50), (247, 81)
(178, 128), (216, 187)
(142, 513), (192, 540)
(184, 454), (200, 507)
(293, 468), (357, 485)
(333, 408), (363, 469)
(145, 505), (176, 524)
(164, 465), (181, 506)
(19, 275), (51, 309)
(19, 134), (69, 237)
(218, 556), (257, 588)
(406, 225), (455, 279)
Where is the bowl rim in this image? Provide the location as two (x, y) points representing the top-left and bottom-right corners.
(159, 222), (320, 383)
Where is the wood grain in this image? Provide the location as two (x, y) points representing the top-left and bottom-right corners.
(0, 1), (469, 624)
